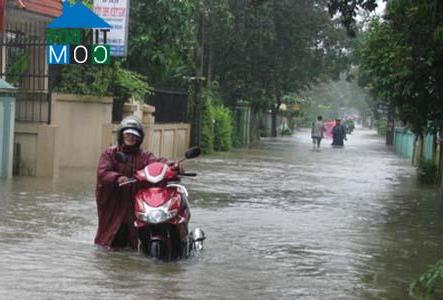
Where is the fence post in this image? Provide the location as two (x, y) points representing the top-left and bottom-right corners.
(235, 100), (251, 145)
(386, 107), (394, 145)
(0, 79), (16, 178)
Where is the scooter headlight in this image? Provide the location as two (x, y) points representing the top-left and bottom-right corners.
(138, 201), (178, 224)
(137, 213), (149, 223)
(147, 210), (169, 224)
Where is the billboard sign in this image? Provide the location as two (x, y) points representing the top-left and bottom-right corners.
(93, 0), (130, 57)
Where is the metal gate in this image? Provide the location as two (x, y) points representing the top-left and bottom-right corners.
(0, 21), (52, 124)
(145, 89), (188, 123)
(113, 89), (188, 124)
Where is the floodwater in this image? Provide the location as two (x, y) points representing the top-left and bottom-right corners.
(1, 129), (443, 299)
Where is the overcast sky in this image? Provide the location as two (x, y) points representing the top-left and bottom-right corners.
(356, 0), (386, 23)
(374, 0), (386, 15)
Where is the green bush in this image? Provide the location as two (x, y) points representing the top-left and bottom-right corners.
(417, 160), (440, 184)
(281, 128), (293, 136)
(200, 96), (214, 154)
(213, 105), (233, 151)
(200, 87), (235, 153)
(54, 65), (113, 96)
(410, 259), (443, 299)
(375, 116), (387, 136)
(7, 52), (28, 85)
(53, 62), (151, 101)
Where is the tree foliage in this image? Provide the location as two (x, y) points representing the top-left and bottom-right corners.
(302, 72), (369, 122)
(53, 63), (151, 101)
(409, 259), (443, 299)
(248, 0), (382, 36)
(126, 0), (197, 89)
(213, 105), (233, 151)
(357, 1), (443, 136)
(198, 0), (352, 136)
(54, 0), (355, 139)
(200, 94), (215, 154)
(328, 0), (379, 36)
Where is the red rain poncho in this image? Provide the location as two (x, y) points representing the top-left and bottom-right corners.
(94, 146), (166, 249)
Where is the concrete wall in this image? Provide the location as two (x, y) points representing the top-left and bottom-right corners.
(13, 92), (113, 177)
(150, 124), (191, 159)
(14, 122), (58, 177)
(13, 94), (189, 177)
(261, 111), (283, 138)
(51, 93), (113, 168)
(102, 122), (191, 160)
(102, 101), (190, 159)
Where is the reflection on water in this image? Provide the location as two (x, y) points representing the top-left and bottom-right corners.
(1, 129), (442, 299)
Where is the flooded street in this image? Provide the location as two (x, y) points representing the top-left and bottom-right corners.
(1, 129), (443, 299)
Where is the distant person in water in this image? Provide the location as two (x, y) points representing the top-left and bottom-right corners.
(311, 115), (326, 149)
(324, 119), (335, 139)
(343, 118), (355, 134)
(332, 119), (347, 146)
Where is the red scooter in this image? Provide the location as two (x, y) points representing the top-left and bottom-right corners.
(117, 146), (205, 260)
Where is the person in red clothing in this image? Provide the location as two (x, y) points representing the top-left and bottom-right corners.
(94, 116), (168, 250)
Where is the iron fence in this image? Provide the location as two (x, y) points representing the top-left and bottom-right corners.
(0, 21), (52, 123)
(112, 89), (188, 124)
(112, 96), (125, 123)
(145, 89), (188, 123)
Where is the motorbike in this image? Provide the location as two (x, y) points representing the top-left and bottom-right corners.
(116, 146), (205, 260)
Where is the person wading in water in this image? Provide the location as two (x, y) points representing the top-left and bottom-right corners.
(94, 116), (177, 250)
(331, 119), (347, 147)
(311, 115), (326, 150)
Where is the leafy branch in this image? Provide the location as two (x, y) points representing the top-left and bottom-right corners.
(410, 260), (443, 299)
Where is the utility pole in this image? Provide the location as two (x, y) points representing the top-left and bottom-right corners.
(184, 76), (205, 146)
(186, 4), (207, 146)
(386, 104), (394, 145)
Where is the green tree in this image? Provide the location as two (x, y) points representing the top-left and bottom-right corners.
(126, 0), (197, 89)
(205, 0), (351, 136)
(213, 105), (233, 151)
(53, 63), (151, 100)
(357, 1), (443, 137)
(250, 0), (382, 36)
(327, 0), (380, 36)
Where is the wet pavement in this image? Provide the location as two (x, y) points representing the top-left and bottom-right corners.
(1, 128), (443, 299)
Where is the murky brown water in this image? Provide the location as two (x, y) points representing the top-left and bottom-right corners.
(1, 129), (443, 299)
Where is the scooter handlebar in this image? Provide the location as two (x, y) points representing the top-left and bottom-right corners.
(180, 172), (197, 177)
(118, 178), (137, 186)
(118, 167), (197, 187)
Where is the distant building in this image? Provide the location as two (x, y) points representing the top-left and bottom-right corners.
(7, 0), (61, 23)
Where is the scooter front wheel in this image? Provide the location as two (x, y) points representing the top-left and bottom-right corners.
(149, 240), (163, 259)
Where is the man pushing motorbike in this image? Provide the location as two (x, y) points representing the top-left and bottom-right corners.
(94, 116), (183, 250)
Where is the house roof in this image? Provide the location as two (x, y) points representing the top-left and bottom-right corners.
(48, 1), (111, 28)
(15, 0), (62, 18)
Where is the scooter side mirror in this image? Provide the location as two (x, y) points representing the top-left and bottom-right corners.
(185, 146), (201, 159)
(115, 151), (128, 163)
